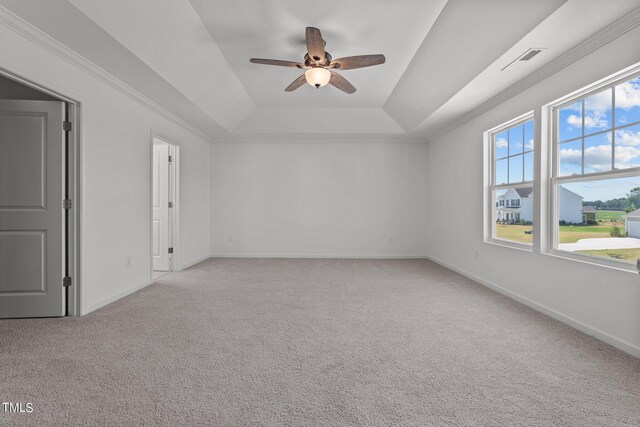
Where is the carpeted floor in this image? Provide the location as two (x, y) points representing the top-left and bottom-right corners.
(1, 258), (639, 426)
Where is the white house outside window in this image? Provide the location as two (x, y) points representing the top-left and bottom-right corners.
(551, 69), (640, 269)
(485, 114), (534, 248)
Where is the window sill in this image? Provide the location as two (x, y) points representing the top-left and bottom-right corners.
(485, 238), (533, 252)
(543, 249), (638, 275)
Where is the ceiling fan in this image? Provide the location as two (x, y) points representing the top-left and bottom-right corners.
(249, 27), (385, 94)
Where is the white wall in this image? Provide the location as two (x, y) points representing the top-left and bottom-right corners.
(426, 25), (640, 356)
(211, 139), (428, 258)
(0, 17), (211, 314)
(558, 187), (583, 224)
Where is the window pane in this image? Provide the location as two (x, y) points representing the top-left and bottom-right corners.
(495, 158), (508, 185)
(494, 186), (533, 244)
(557, 176), (640, 264)
(524, 152), (534, 182)
(495, 130), (508, 159)
(508, 125), (523, 155)
(615, 76), (640, 127)
(559, 101), (581, 142)
(615, 123), (640, 169)
(583, 88), (612, 136)
(509, 155), (523, 183)
(559, 139), (582, 176)
(583, 132), (612, 174)
(524, 120), (534, 152)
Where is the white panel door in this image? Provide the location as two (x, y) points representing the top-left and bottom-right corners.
(0, 100), (65, 318)
(152, 143), (170, 271)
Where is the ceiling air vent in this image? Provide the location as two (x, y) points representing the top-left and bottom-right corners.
(501, 48), (545, 71)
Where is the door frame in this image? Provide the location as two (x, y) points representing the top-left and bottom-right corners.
(150, 133), (179, 274)
(0, 67), (82, 317)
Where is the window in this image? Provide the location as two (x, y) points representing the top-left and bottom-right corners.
(551, 71), (640, 267)
(486, 114), (534, 247)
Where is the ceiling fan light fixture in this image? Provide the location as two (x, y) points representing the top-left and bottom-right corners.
(305, 67), (331, 88)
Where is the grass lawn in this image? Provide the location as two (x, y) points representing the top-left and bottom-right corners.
(496, 222), (625, 244)
(495, 224), (532, 244)
(575, 248), (639, 262)
(558, 223), (623, 243)
(596, 210), (625, 222)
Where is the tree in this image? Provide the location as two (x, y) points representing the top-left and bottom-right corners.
(625, 187), (640, 213)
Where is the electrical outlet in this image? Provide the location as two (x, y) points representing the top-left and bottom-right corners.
(474, 250), (479, 260)
(227, 236), (233, 243)
(125, 256), (132, 267)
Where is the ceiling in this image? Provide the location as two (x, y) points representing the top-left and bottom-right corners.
(1, 0), (639, 140)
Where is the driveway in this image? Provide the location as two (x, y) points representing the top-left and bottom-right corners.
(558, 237), (640, 252)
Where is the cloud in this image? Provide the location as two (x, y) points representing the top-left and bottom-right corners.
(560, 144), (613, 172)
(525, 139), (534, 151)
(614, 145), (640, 169)
(615, 77), (640, 110)
(616, 128), (640, 147)
(559, 146), (581, 166)
(566, 113), (608, 130)
(583, 144), (612, 172)
(585, 89), (612, 113)
(566, 114), (581, 127)
(495, 137), (508, 149)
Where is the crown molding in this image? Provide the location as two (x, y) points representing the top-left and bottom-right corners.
(0, 6), (213, 142)
(426, 6), (640, 143)
(222, 132), (427, 143)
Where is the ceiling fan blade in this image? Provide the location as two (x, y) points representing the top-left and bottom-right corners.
(305, 27), (325, 63)
(250, 58), (305, 68)
(329, 72), (356, 94)
(285, 74), (308, 92)
(330, 54), (386, 70)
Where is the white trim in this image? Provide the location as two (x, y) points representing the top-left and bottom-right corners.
(83, 280), (153, 315)
(176, 255), (211, 271)
(210, 253), (429, 259)
(427, 255), (640, 358)
(485, 239), (532, 252)
(0, 5), (212, 142)
(485, 112), (535, 247)
(545, 61), (640, 271)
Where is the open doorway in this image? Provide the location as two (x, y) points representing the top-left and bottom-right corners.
(151, 135), (178, 279)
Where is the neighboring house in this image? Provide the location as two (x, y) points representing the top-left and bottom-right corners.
(624, 208), (640, 238)
(496, 187), (582, 223)
(582, 206), (597, 224)
(496, 188), (533, 223)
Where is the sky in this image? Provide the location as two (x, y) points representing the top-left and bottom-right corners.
(558, 76), (640, 175)
(564, 177), (640, 202)
(495, 75), (640, 202)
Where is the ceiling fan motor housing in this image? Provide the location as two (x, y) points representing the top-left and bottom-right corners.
(304, 52), (332, 67)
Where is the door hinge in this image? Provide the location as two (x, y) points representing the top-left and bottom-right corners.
(63, 199), (72, 209)
(63, 276), (72, 287)
(168, 247), (174, 254)
(63, 121), (72, 132)
(168, 201), (173, 208)
(168, 155), (173, 163)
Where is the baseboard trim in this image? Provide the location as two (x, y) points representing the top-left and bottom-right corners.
(426, 256), (640, 358)
(176, 255), (211, 271)
(210, 253), (429, 259)
(82, 279), (153, 316)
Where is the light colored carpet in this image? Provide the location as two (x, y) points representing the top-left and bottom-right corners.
(1, 258), (639, 426)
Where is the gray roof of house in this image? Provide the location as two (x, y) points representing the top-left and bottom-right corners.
(582, 206), (597, 213)
(515, 187), (533, 198)
(624, 208), (640, 218)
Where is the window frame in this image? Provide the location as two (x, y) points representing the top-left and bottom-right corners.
(547, 66), (640, 272)
(484, 111), (535, 251)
